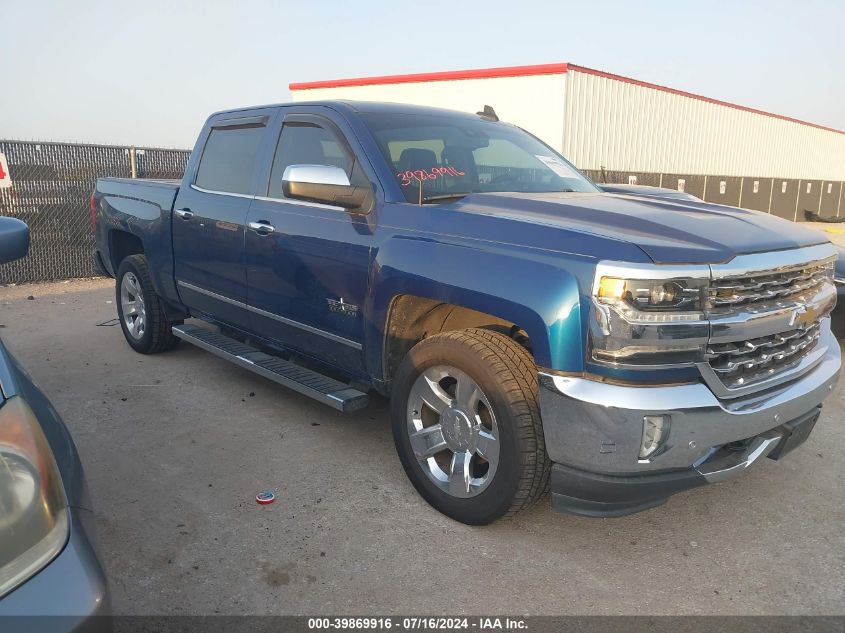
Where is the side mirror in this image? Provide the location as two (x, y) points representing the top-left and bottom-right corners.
(282, 165), (370, 210)
(0, 217), (29, 265)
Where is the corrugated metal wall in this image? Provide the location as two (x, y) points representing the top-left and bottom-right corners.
(562, 69), (845, 180)
(290, 65), (845, 218)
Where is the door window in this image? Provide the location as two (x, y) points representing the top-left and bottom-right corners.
(195, 125), (265, 195)
(267, 122), (356, 199)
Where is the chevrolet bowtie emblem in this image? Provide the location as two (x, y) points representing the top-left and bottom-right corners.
(791, 304), (819, 329)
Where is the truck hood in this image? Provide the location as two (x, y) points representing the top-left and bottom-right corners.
(454, 191), (828, 264)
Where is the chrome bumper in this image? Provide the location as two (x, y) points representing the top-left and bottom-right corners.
(539, 324), (840, 477)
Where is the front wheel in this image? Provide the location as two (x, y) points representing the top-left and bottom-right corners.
(115, 255), (180, 354)
(391, 328), (550, 524)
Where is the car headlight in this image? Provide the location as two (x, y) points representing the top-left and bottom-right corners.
(0, 397), (69, 598)
(597, 276), (706, 315)
(590, 262), (710, 367)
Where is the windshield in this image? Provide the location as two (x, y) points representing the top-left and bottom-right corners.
(360, 112), (600, 202)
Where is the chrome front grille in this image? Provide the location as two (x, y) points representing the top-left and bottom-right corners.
(704, 249), (837, 393)
(709, 260), (834, 308)
(706, 322), (822, 389)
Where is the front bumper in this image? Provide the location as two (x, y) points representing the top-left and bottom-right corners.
(539, 326), (840, 517)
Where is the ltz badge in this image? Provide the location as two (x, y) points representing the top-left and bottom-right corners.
(327, 298), (359, 318)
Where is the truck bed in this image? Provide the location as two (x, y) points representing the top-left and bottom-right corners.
(93, 176), (183, 284)
(97, 177), (180, 214)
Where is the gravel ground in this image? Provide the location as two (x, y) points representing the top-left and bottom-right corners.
(0, 276), (843, 616)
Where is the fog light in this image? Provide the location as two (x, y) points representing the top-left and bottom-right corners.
(640, 414), (670, 459)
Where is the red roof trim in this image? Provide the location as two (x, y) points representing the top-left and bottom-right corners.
(288, 63), (570, 91)
(289, 62), (845, 136)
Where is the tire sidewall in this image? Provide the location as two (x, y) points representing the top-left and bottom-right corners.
(391, 335), (526, 525)
(115, 257), (156, 353)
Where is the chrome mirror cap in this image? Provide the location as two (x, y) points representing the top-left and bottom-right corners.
(282, 164), (351, 187)
(281, 164), (369, 211)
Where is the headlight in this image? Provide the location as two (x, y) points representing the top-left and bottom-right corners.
(597, 276), (706, 316)
(0, 397), (68, 598)
(590, 262), (710, 367)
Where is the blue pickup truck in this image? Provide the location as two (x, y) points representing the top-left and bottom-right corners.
(92, 101), (840, 524)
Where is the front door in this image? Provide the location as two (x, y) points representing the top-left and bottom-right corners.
(245, 113), (373, 373)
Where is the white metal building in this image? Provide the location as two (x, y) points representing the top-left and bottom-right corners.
(290, 63), (845, 219)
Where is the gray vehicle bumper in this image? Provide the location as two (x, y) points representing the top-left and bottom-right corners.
(538, 330), (841, 517)
(0, 506), (111, 631)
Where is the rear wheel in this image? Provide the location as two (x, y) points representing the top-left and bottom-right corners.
(391, 328), (550, 524)
(115, 255), (180, 354)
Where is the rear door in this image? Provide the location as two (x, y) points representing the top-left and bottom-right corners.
(245, 110), (376, 373)
(172, 111), (273, 328)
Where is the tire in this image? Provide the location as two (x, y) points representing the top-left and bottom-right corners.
(391, 328), (550, 524)
(115, 255), (180, 354)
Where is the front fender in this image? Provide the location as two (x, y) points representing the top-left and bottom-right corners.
(366, 236), (591, 378)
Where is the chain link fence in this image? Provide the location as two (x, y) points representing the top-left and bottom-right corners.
(3, 139), (842, 286)
(0, 141), (190, 285)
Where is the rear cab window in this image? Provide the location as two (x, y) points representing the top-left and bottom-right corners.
(194, 118), (267, 195)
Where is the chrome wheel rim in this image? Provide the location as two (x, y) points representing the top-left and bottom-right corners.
(407, 365), (499, 498)
(120, 272), (146, 340)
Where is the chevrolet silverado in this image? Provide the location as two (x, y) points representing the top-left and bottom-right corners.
(92, 102), (840, 524)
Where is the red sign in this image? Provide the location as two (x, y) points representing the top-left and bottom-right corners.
(0, 153), (10, 189)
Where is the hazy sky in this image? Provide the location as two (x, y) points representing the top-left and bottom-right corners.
(1, 0), (843, 149)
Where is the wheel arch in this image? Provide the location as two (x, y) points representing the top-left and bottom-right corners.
(366, 239), (586, 387)
(108, 229), (144, 272)
(381, 295), (534, 384)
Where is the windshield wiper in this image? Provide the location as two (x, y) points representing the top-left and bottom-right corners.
(420, 193), (472, 204)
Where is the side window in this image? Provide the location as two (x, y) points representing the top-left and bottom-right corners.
(194, 125), (265, 195)
(267, 122), (355, 199)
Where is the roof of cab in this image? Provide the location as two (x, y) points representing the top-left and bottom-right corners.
(209, 100), (484, 121)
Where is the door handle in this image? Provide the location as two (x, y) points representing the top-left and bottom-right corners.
(175, 208), (194, 220)
(248, 220), (275, 235)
